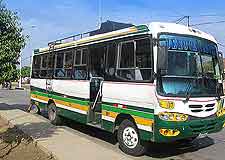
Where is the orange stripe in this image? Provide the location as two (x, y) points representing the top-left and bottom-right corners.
(31, 94), (49, 102)
(54, 99), (89, 111)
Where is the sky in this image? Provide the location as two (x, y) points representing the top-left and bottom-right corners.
(5, 0), (225, 66)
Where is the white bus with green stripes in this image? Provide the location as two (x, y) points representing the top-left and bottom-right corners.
(30, 21), (225, 156)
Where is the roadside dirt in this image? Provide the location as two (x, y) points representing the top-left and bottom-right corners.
(0, 118), (55, 160)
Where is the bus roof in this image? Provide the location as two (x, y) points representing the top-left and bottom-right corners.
(149, 22), (217, 43)
(34, 24), (149, 54)
(34, 21), (217, 55)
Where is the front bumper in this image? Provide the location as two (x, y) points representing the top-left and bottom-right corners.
(153, 114), (225, 143)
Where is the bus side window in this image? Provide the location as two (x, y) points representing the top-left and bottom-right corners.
(89, 45), (106, 78)
(105, 42), (117, 79)
(32, 55), (41, 78)
(117, 41), (135, 80)
(47, 54), (55, 78)
(117, 38), (153, 81)
(73, 48), (88, 80)
(55, 52), (65, 78)
(64, 50), (73, 78)
(40, 54), (48, 78)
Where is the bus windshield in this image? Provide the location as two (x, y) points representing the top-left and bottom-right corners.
(158, 34), (222, 97)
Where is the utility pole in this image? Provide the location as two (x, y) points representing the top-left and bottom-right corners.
(19, 54), (22, 88)
(16, 25), (36, 90)
(187, 16), (190, 27)
(98, 0), (102, 28)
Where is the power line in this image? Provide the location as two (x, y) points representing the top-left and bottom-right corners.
(174, 16), (190, 26)
(218, 43), (225, 48)
(194, 14), (225, 18)
(190, 20), (225, 26)
(21, 56), (32, 62)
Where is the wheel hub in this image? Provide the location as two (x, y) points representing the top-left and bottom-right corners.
(122, 127), (138, 149)
(30, 104), (38, 114)
(49, 107), (56, 121)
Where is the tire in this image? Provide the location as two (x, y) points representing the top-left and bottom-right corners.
(117, 119), (145, 156)
(27, 103), (40, 114)
(48, 103), (61, 125)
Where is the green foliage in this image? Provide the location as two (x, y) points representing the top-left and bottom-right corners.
(21, 66), (31, 78)
(0, 1), (26, 83)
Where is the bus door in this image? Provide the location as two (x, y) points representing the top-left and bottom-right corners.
(88, 77), (104, 124)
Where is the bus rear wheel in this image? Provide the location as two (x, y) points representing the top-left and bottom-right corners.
(117, 119), (145, 156)
(48, 103), (61, 125)
(27, 103), (40, 114)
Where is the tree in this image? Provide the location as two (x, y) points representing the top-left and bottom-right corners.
(20, 66), (31, 78)
(0, 1), (26, 83)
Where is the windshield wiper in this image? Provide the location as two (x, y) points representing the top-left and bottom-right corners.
(183, 78), (197, 103)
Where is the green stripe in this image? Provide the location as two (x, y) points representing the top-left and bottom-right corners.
(31, 91), (89, 106)
(102, 104), (154, 119)
(102, 120), (114, 132)
(136, 25), (149, 32)
(103, 102), (154, 113)
(31, 86), (154, 114)
(31, 86), (87, 101)
(57, 107), (87, 124)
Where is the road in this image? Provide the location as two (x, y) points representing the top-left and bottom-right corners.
(0, 89), (225, 160)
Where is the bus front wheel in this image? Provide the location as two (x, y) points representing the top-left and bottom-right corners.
(117, 119), (145, 156)
(47, 103), (61, 125)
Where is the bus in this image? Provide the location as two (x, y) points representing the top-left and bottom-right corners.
(30, 21), (225, 156)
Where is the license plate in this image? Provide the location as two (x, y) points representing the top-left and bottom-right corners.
(198, 133), (208, 138)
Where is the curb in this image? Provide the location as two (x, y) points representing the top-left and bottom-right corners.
(0, 112), (59, 160)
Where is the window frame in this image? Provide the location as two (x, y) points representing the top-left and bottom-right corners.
(54, 49), (74, 79)
(72, 48), (88, 80)
(116, 36), (154, 82)
(31, 55), (42, 78)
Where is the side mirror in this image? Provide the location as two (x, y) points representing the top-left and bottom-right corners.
(218, 51), (224, 79)
(157, 46), (168, 76)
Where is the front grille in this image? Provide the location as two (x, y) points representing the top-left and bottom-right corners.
(189, 113), (216, 120)
(189, 103), (215, 113)
(189, 119), (217, 134)
(189, 105), (203, 108)
(206, 104), (215, 108)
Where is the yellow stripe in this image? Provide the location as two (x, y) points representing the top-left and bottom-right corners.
(132, 116), (154, 126)
(39, 27), (138, 53)
(102, 110), (118, 118)
(31, 94), (49, 102)
(102, 110), (154, 126)
(54, 99), (89, 111)
(31, 94), (89, 112)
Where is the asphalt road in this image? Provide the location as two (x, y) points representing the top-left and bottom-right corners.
(0, 89), (225, 160)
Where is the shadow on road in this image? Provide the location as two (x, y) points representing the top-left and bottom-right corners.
(144, 136), (214, 158)
(61, 118), (215, 158)
(63, 118), (118, 145)
(0, 103), (28, 111)
(0, 102), (216, 159)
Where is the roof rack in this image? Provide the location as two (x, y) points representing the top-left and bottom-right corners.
(48, 20), (134, 47)
(48, 31), (91, 46)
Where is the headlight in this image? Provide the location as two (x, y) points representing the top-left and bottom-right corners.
(159, 100), (175, 109)
(159, 129), (180, 136)
(216, 100), (225, 117)
(159, 112), (188, 121)
(217, 108), (225, 117)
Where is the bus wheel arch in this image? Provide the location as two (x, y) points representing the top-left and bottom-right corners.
(114, 113), (136, 131)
